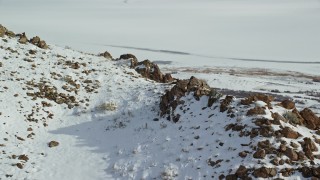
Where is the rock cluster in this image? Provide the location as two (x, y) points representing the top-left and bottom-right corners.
(118, 54), (174, 83)
(160, 76), (220, 122)
(0, 24), (15, 38)
(29, 36), (48, 49)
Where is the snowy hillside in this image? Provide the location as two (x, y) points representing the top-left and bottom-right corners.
(1, 26), (320, 180)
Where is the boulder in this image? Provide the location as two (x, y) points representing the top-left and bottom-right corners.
(246, 107), (266, 116)
(300, 108), (320, 130)
(253, 149), (266, 159)
(235, 165), (248, 178)
(281, 99), (295, 109)
(30, 36), (48, 49)
(30, 36), (40, 45)
(38, 40), (48, 49)
(0, 24), (7, 37)
(220, 95), (233, 112)
(302, 137), (317, 160)
(253, 167), (277, 178)
(281, 127), (300, 139)
(285, 148), (299, 161)
(119, 54), (138, 67)
(18, 32), (28, 44)
(99, 51), (112, 59)
(241, 94), (274, 108)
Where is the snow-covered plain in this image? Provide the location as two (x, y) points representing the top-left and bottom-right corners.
(1, 0), (320, 75)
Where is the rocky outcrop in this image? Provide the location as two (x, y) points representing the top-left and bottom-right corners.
(132, 59), (174, 83)
(118, 54), (174, 83)
(160, 76), (220, 121)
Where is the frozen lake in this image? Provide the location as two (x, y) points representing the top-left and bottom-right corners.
(1, 0), (320, 74)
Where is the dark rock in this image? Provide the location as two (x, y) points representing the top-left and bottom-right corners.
(241, 94), (274, 108)
(29, 36), (48, 49)
(284, 148), (298, 161)
(5, 30), (15, 37)
(30, 36), (40, 45)
(38, 40), (48, 49)
(160, 76), (217, 120)
(48, 141), (59, 148)
(281, 99), (295, 109)
(220, 95), (233, 112)
(235, 165), (247, 178)
(239, 151), (247, 158)
(272, 112), (288, 122)
(302, 137), (317, 160)
(99, 51), (112, 59)
(246, 107), (265, 116)
(133, 59), (173, 83)
(18, 32), (28, 44)
(300, 108), (320, 130)
(253, 167), (277, 178)
(281, 127), (299, 139)
(226, 174), (237, 180)
(253, 149), (266, 159)
(18, 154), (29, 162)
(0, 24), (6, 37)
(291, 108), (305, 125)
(163, 73), (174, 83)
(300, 167), (313, 178)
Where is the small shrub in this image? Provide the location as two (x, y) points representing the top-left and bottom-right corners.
(283, 111), (299, 124)
(97, 102), (117, 111)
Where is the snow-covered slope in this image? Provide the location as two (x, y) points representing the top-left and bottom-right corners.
(1, 27), (320, 179)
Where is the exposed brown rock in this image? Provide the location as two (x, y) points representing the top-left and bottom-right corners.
(99, 51), (112, 59)
(246, 107), (265, 116)
(18, 154), (29, 162)
(160, 76), (219, 121)
(253, 167), (277, 178)
(281, 99), (295, 109)
(0, 24), (6, 37)
(30, 36), (40, 45)
(284, 148), (299, 161)
(302, 137), (318, 160)
(18, 32), (28, 44)
(235, 165), (248, 178)
(220, 95), (233, 112)
(241, 94), (274, 108)
(291, 108), (305, 124)
(300, 108), (320, 130)
(48, 141), (59, 148)
(130, 59), (174, 83)
(281, 127), (299, 139)
(239, 151), (247, 158)
(253, 149), (266, 159)
(29, 36), (48, 49)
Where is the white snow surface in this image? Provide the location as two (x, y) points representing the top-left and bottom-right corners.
(1, 30), (320, 179)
